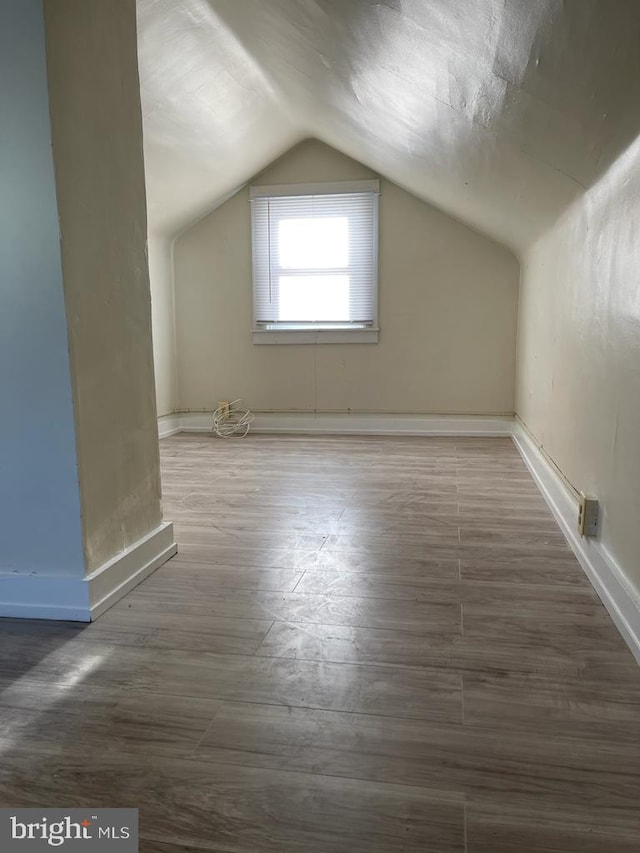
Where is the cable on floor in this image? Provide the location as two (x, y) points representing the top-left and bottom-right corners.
(212, 399), (254, 438)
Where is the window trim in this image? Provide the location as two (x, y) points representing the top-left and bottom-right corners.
(252, 327), (380, 345)
(250, 180), (380, 345)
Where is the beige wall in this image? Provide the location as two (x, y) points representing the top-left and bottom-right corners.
(45, 0), (162, 571)
(149, 235), (178, 417)
(517, 136), (640, 597)
(174, 140), (519, 415)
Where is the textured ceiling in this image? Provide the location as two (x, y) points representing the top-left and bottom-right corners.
(138, 0), (640, 250)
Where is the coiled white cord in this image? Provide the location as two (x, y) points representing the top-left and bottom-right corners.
(212, 399), (254, 438)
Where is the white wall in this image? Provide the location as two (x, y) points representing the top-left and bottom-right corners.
(149, 235), (178, 416)
(138, 1), (640, 253)
(173, 140), (519, 415)
(517, 135), (640, 597)
(0, 0), (85, 577)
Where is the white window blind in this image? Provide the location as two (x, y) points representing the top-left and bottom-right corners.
(250, 181), (379, 338)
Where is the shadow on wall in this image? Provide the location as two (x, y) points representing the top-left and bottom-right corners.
(495, 0), (640, 188)
(207, 0), (640, 247)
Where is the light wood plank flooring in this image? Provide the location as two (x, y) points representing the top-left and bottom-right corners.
(1, 434), (640, 852)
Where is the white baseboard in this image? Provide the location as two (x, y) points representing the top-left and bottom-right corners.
(158, 413), (182, 438)
(0, 522), (177, 623)
(512, 421), (640, 666)
(87, 521), (177, 620)
(0, 576), (95, 622)
(177, 412), (212, 433)
(251, 412), (514, 435)
(162, 411), (514, 437)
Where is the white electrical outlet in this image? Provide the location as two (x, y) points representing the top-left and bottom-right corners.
(217, 401), (231, 418)
(578, 493), (599, 537)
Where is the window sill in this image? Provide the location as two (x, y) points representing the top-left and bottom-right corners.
(252, 328), (380, 345)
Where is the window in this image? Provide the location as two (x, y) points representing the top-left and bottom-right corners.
(250, 180), (380, 343)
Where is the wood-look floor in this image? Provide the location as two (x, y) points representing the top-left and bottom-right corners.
(2, 434), (640, 852)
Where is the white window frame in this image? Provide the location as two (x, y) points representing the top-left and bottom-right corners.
(250, 180), (380, 344)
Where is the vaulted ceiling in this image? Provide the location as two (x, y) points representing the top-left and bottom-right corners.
(138, 0), (640, 251)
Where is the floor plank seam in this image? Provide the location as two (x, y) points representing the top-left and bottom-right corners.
(290, 571), (306, 592)
(252, 620), (277, 655)
(221, 646), (465, 674)
(112, 692), (463, 725)
(108, 613), (463, 638)
(175, 753), (471, 800)
(461, 672), (466, 725)
(188, 710), (223, 758)
(463, 798), (468, 853)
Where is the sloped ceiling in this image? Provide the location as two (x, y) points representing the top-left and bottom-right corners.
(138, 0), (640, 251)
